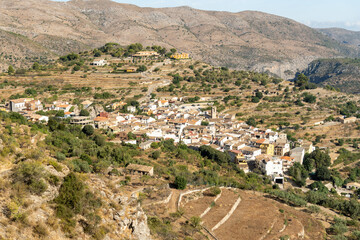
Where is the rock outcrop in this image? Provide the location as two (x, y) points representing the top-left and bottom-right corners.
(113, 194), (152, 240)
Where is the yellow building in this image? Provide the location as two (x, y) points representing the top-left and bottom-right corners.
(260, 143), (274, 156)
(170, 53), (190, 59)
(126, 67), (137, 73)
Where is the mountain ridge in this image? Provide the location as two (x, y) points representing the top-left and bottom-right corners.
(0, 0), (358, 77)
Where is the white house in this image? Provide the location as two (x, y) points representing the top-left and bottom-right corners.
(267, 132), (279, 142)
(53, 102), (72, 112)
(139, 140), (153, 150)
(148, 104), (157, 111)
(163, 134), (180, 143)
(274, 142), (290, 156)
(257, 156), (283, 176)
(10, 98), (33, 112)
(91, 59), (107, 66)
(123, 139), (137, 145)
(216, 136), (233, 147)
(127, 106), (137, 113)
(158, 100), (169, 107)
(39, 116), (49, 122)
(147, 129), (163, 140)
(239, 146), (262, 160)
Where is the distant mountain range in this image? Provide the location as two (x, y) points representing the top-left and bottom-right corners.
(318, 28), (360, 48)
(0, 0), (360, 78)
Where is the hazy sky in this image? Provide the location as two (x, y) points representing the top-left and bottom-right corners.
(55, 0), (360, 31)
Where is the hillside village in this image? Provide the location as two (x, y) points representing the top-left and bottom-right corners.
(1, 44), (360, 240)
(2, 45), (360, 193)
(3, 77), (360, 197)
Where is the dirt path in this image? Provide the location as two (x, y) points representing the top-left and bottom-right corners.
(168, 189), (181, 213)
(139, 59), (172, 103)
(139, 78), (171, 103)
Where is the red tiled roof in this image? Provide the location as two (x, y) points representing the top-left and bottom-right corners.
(256, 139), (265, 144)
(94, 117), (108, 122)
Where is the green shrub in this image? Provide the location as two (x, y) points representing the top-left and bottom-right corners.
(12, 161), (48, 195)
(350, 231), (360, 240)
(150, 150), (161, 160)
(79, 109), (90, 116)
(331, 218), (348, 235)
(55, 152), (66, 161)
(82, 125), (94, 136)
(137, 65), (147, 72)
(49, 159), (63, 172)
(189, 216), (201, 229)
(73, 65), (81, 71)
(29, 180), (48, 195)
(174, 176), (187, 190)
(207, 187), (221, 196)
(55, 173), (85, 214)
(288, 162), (308, 187)
(307, 205), (320, 214)
(94, 135), (106, 146)
(71, 159), (92, 173)
(198, 145), (231, 166)
(54, 172), (103, 233)
(47, 175), (60, 186)
(265, 189), (307, 207)
(147, 216), (177, 238)
(315, 166), (331, 181)
(151, 142), (160, 149)
(303, 93), (316, 103)
(5, 200), (27, 222)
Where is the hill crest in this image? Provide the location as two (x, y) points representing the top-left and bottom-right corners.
(0, 0), (358, 77)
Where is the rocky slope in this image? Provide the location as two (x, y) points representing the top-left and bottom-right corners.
(0, 29), (56, 69)
(0, 121), (152, 240)
(303, 58), (360, 94)
(0, 0), (358, 77)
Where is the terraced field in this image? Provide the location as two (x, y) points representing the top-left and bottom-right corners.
(182, 189), (325, 240)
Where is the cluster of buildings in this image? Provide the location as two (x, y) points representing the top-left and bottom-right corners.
(66, 97), (315, 183)
(7, 98), (77, 122)
(90, 50), (190, 69)
(5, 96), (317, 184)
(8, 98), (48, 122)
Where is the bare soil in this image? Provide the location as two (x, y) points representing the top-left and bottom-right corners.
(182, 190), (326, 240)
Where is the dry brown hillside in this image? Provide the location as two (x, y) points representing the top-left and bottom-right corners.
(0, 0), (358, 76)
